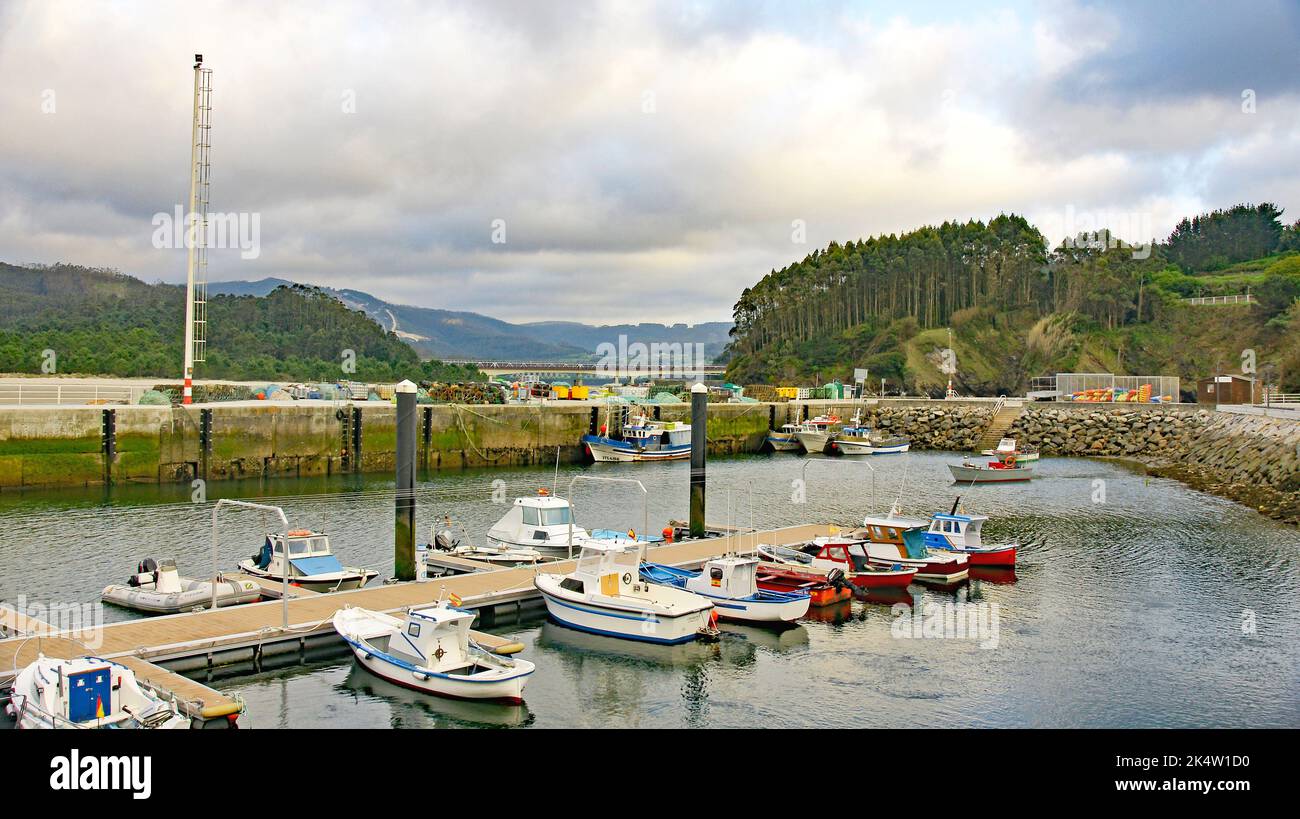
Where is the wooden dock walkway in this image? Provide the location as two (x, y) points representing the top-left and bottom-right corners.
(0, 523), (830, 722)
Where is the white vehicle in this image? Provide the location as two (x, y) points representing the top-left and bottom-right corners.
(6, 655), (190, 729)
(239, 530), (378, 593)
(101, 558), (261, 615)
(333, 603), (534, 703)
(534, 541), (717, 644)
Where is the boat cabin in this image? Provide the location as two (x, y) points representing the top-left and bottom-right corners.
(694, 555), (759, 598)
(925, 512), (988, 551)
(562, 541), (645, 597)
(384, 605), (474, 675)
(255, 530), (345, 578)
(859, 513), (932, 560)
(488, 490), (588, 548)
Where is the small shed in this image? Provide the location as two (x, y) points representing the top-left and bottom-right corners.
(1197, 374), (1259, 405)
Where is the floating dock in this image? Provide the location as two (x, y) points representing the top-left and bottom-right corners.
(0, 523), (831, 727)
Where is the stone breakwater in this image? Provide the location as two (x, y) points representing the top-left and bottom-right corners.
(791, 400), (1299, 524)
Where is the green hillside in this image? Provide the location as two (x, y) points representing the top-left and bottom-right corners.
(725, 204), (1300, 397)
(0, 263), (483, 383)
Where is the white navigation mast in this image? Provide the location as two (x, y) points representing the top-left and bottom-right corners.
(182, 54), (212, 405)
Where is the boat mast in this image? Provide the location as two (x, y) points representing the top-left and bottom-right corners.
(182, 54), (211, 405)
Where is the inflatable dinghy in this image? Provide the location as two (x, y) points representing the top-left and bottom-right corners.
(101, 558), (262, 615)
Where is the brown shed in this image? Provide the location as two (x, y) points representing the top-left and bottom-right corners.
(1197, 375), (1260, 405)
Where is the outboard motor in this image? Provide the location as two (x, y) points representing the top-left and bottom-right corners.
(825, 568), (850, 590)
(128, 558), (159, 587)
(434, 528), (459, 551)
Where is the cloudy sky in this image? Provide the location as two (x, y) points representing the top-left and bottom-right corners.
(1, 0), (1298, 324)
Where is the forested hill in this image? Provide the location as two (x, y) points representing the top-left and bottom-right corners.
(725, 204), (1300, 396)
(0, 263), (482, 382)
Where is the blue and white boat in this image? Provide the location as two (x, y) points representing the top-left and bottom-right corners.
(334, 603), (535, 703)
(833, 411), (911, 455)
(534, 540), (717, 644)
(582, 412), (692, 462)
(239, 530), (378, 593)
(640, 555), (810, 623)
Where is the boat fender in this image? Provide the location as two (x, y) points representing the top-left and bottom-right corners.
(492, 642), (526, 656)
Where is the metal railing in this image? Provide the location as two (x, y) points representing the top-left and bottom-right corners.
(0, 383), (147, 406)
(1183, 294), (1256, 306)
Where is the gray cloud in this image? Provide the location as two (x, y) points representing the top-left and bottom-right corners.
(0, 0), (1297, 324)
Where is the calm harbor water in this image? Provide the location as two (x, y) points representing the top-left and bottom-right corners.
(1, 452), (1298, 728)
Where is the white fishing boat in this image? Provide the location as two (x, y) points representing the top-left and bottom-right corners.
(582, 412), (692, 462)
(980, 437), (1039, 462)
(832, 411), (911, 455)
(334, 603), (535, 703)
(793, 414), (840, 454)
(640, 555), (810, 623)
(534, 540), (718, 644)
(766, 423), (802, 452)
(948, 454), (1035, 483)
(6, 655), (190, 729)
(239, 530), (378, 593)
(101, 558), (262, 615)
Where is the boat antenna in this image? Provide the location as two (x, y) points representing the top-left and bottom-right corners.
(552, 444), (560, 496)
(950, 495), (960, 516)
(892, 455), (911, 514)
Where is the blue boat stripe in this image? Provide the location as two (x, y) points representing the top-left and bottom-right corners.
(545, 613), (700, 645)
(542, 592), (674, 623)
(341, 635), (533, 683)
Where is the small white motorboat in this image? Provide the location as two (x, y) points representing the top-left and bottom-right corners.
(333, 603), (535, 703)
(980, 437), (1039, 462)
(534, 540), (717, 644)
(101, 558), (262, 614)
(486, 489), (662, 554)
(239, 530), (378, 593)
(6, 654), (190, 729)
(639, 555), (810, 623)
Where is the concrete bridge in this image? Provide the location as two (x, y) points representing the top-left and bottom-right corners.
(444, 360), (727, 379)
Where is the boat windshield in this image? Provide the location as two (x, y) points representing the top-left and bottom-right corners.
(288, 538), (311, 556)
(540, 507), (572, 526)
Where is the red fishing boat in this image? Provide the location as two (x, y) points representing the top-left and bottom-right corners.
(755, 563), (852, 607)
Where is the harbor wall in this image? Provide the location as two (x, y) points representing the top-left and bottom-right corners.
(1, 400), (1295, 514)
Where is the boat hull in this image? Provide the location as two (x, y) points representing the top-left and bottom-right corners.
(101, 576), (262, 614)
(766, 433), (801, 452)
(948, 464), (1034, 483)
(847, 567), (918, 588)
(834, 437), (910, 455)
(342, 639), (531, 704)
(582, 435), (691, 463)
(755, 566), (852, 607)
(795, 431), (832, 454)
(930, 544), (1017, 567)
(237, 562), (378, 593)
(534, 577), (712, 644)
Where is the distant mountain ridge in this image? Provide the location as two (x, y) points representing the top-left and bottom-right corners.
(208, 278), (732, 361)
